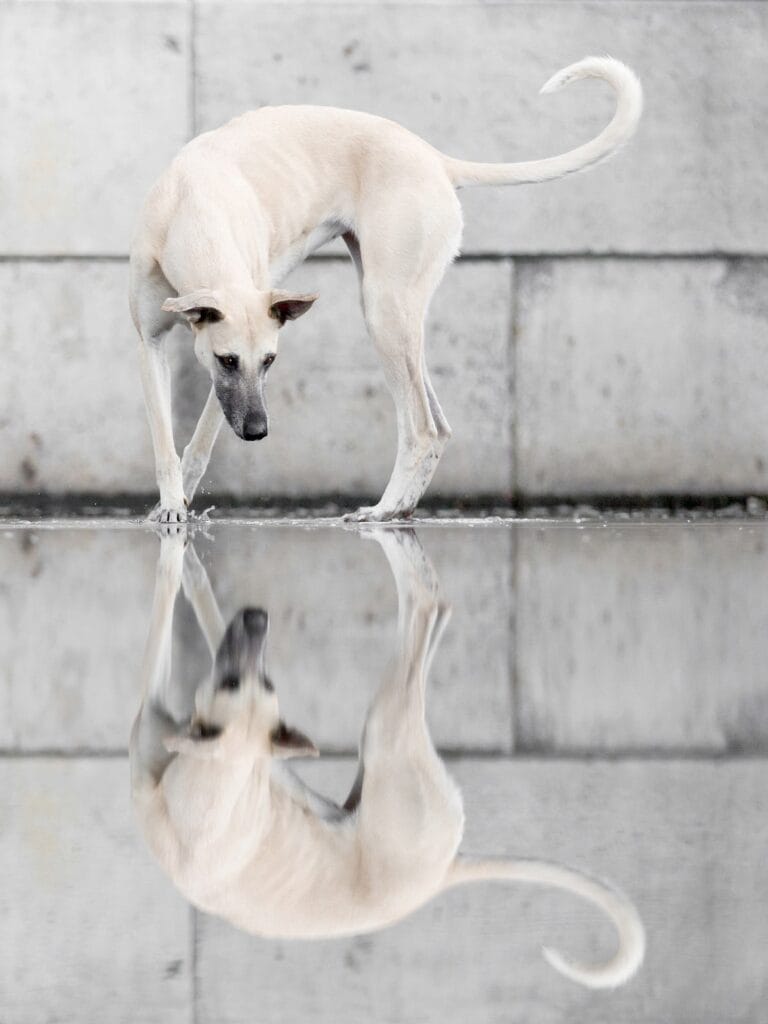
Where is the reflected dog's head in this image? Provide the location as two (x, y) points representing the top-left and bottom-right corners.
(162, 287), (317, 441)
(165, 606), (317, 761)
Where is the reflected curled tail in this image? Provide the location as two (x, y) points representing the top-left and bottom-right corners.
(446, 856), (645, 989)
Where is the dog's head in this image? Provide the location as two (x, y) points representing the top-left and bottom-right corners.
(165, 606), (317, 762)
(162, 287), (318, 441)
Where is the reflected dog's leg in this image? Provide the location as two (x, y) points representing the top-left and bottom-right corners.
(181, 541), (226, 656)
(347, 530), (463, 860)
(130, 533), (187, 791)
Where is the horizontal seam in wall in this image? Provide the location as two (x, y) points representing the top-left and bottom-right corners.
(0, 749), (766, 761)
(0, 253), (767, 264)
(2, 493), (767, 512)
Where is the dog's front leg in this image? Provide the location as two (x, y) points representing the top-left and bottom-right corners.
(140, 532), (186, 701)
(138, 337), (187, 524)
(130, 532), (187, 789)
(182, 540), (225, 656)
(181, 386), (224, 507)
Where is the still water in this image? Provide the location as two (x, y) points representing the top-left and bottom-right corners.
(0, 520), (765, 1023)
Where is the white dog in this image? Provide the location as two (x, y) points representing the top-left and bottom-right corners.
(129, 56), (642, 523)
(130, 529), (644, 989)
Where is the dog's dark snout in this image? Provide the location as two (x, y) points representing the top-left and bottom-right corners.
(242, 415), (268, 441)
(242, 606), (268, 634)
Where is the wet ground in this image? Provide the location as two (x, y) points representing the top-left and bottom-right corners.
(1, 517), (766, 1023)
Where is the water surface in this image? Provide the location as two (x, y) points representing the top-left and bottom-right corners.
(1, 520), (765, 1023)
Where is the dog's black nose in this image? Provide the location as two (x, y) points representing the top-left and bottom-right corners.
(242, 607), (268, 633)
(242, 416), (268, 441)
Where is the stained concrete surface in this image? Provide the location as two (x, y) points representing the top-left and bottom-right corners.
(0, 519), (765, 1022)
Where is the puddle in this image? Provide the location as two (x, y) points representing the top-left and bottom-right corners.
(1, 520), (766, 1022)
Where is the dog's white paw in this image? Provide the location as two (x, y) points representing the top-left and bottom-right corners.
(148, 502), (189, 530)
(343, 504), (413, 523)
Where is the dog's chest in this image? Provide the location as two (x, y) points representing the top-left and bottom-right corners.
(269, 218), (345, 283)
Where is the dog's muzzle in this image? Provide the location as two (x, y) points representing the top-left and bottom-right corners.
(242, 414), (268, 441)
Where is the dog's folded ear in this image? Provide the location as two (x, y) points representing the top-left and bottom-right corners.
(163, 718), (225, 759)
(270, 721), (319, 759)
(162, 290), (225, 326)
(269, 291), (318, 325)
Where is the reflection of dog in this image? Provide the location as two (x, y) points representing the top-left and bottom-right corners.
(130, 530), (644, 989)
(129, 57), (642, 524)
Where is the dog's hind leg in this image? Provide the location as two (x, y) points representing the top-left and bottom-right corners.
(345, 228), (451, 469)
(343, 187), (460, 521)
(344, 289), (445, 522)
(343, 527), (441, 814)
(422, 353), (452, 444)
(355, 529), (462, 865)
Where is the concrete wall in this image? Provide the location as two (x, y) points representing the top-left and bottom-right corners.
(3, 522), (767, 755)
(4, 754), (764, 1023)
(1, 522), (766, 1021)
(1, 0), (767, 500)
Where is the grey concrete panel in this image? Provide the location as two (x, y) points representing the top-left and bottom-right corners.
(195, 758), (768, 1024)
(514, 522), (768, 752)
(515, 259), (768, 494)
(0, 527), (157, 750)
(0, 524), (514, 753)
(195, 1), (768, 254)
(0, 260), (193, 494)
(0, 758), (191, 1023)
(0, 1), (190, 254)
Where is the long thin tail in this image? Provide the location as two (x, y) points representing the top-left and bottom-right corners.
(446, 855), (645, 989)
(445, 56), (642, 188)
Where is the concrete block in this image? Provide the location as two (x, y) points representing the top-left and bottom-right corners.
(515, 259), (768, 494)
(514, 522), (768, 753)
(190, 259), (514, 500)
(195, 1), (768, 255)
(0, 528), (157, 751)
(0, 524), (513, 753)
(178, 525), (515, 753)
(0, 758), (191, 1023)
(0, 261), (161, 493)
(6, 520), (768, 757)
(195, 758), (768, 1024)
(0, 0), (189, 255)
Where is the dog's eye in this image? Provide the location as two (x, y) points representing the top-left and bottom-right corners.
(263, 353), (276, 369)
(216, 354), (239, 371)
(219, 673), (240, 691)
(263, 675), (274, 693)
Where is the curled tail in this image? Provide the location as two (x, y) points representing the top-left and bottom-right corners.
(446, 855), (645, 989)
(445, 56), (642, 188)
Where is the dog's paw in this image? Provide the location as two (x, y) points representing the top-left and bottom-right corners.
(148, 503), (189, 532)
(343, 504), (413, 523)
(343, 505), (378, 523)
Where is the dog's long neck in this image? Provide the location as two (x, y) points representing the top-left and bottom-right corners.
(167, 182), (273, 293)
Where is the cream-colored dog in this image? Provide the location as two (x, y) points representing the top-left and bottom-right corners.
(130, 529), (644, 989)
(129, 57), (642, 523)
